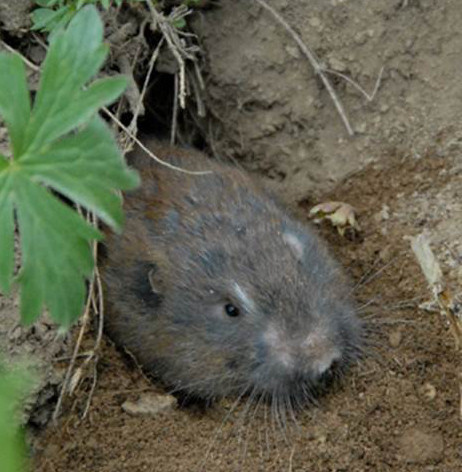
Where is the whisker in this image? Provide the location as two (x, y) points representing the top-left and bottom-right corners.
(235, 387), (259, 472)
(195, 384), (250, 472)
(351, 253), (402, 294)
(234, 385), (257, 449)
(287, 393), (301, 435)
(350, 256), (384, 293)
(273, 391), (289, 444)
(355, 295), (382, 314)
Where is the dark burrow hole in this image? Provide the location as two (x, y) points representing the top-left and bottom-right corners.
(135, 68), (208, 151)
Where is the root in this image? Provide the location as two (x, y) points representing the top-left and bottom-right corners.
(53, 213), (102, 423)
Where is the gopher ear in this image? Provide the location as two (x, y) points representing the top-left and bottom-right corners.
(148, 267), (164, 296)
(131, 261), (164, 309)
(282, 230), (305, 261)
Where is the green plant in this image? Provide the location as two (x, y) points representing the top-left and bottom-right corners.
(0, 363), (36, 472)
(32, 0), (203, 35)
(1, 7), (138, 471)
(0, 5), (139, 327)
(32, 0), (146, 34)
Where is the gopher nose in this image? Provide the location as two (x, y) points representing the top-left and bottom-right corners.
(264, 324), (341, 378)
(311, 349), (341, 376)
(301, 332), (341, 376)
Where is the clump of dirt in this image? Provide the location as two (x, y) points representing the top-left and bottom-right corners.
(0, 0), (32, 34)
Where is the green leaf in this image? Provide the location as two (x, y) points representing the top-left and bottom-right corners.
(172, 17), (186, 29)
(100, 0), (110, 9)
(31, 6), (70, 31)
(31, 7), (57, 29)
(47, 7), (78, 39)
(0, 54), (31, 157)
(35, 0), (61, 6)
(25, 6), (124, 153)
(0, 166), (14, 294)
(0, 363), (37, 472)
(0, 5), (139, 325)
(22, 116), (138, 230)
(14, 178), (101, 325)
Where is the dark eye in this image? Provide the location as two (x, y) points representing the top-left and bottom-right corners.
(224, 303), (240, 317)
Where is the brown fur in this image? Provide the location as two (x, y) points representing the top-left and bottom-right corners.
(102, 140), (362, 406)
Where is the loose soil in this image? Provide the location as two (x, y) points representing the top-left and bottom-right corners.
(0, 1), (461, 471)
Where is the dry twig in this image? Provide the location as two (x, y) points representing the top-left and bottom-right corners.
(325, 66), (385, 102)
(411, 233), (462, 349)
(254, 0), (354, 136)
(1, 40), (40, 71)
(53, 213), (106, 421)
(128, 37), (166, 135)
(288, 445), (296, 472)
(459, 372), (462, 420)
(102, 106), (211, 175)
(53, 232), (98, 422)
(411, 234), (462, 421)
(171, 72), (179, 145)
(145, 1), (201, 109)
(189, 63), (206, 117)
(116, 53), (145, 117)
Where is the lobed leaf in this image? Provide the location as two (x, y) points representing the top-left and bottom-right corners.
(0, 5), (139, 325)
(0, 363), (36, 472)
(25, 6), (121, 152)
(35, 0), (62, 7)
(0, 163), (15, 294)
(22, 116), (138, 230)
(31, 6), (71, 32)
(0, 54), (31, 156)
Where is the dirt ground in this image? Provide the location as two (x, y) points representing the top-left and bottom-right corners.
(0, 1), (461, 471)
(29, 149), (461, 472)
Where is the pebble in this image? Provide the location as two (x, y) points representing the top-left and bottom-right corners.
(398, 428), (444, 463)
(328, 55), (347, 72)
(388, 329), (402, 348)
(122, 393), (177, 417)
(418, 382), (437, 401)
(373, 204), (390, 223)
(308, 17), (321, 28)
(285, 45), (301, 59)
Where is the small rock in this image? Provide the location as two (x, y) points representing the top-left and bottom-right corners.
(398, 428), (444, 464)
(8, 324), (23, 342)
(418, 300), (438, 313)
(373, 204), (390, 223)
(328, 56), (347, 72)
(419, 382), (437, 401)
(456, 266), (462, 284)
(355, 122), (367, 134)
(275, 0), (289, 8)
(380, 104), (390, 113)
(285, 45), (300, 59)
(122, 393), (177, 417)
(308, 17), (321, 28)
(354, 31), (368, 45)
(388, 329), (402, 348)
